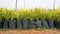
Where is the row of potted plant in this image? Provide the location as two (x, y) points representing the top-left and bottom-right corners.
(0, 8), (60, 29)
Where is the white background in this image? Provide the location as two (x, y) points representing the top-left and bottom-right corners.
(0, 0), (60, 9)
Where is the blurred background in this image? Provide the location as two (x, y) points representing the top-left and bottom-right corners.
(0, 0), (60, 9)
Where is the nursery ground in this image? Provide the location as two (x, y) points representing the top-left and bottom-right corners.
(0, 29), (60, 34)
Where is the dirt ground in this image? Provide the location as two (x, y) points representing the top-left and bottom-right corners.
(0, 29), (60, 34)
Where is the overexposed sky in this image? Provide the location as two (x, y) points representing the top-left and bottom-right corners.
(0, 0), (60, 9)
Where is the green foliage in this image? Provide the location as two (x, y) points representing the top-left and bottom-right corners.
(0, 7), (60, 21)
(0, 8), (2, 20)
